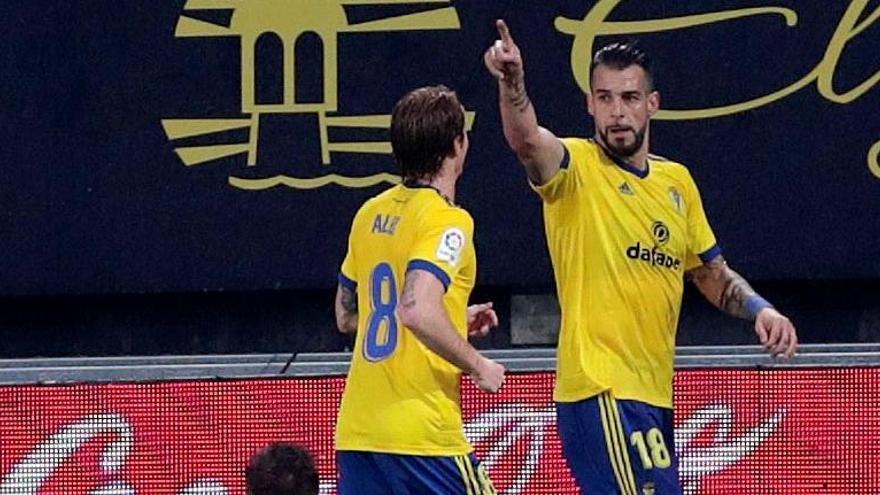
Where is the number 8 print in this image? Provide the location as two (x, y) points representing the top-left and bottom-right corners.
(364, 262), (399, 361)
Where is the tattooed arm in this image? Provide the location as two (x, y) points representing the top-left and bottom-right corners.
(397, 270), (505, 393)
(334, 284), (358, 334)
(687, 255), (798, 359)
(484, 19), (564, 185)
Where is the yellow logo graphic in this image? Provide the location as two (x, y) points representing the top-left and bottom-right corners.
(555, 0), (880, 180)
(162, 0), (475, 190)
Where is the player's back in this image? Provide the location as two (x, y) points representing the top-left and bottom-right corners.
(335, 183), (476, 456)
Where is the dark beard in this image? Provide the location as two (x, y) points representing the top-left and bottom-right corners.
(599, 125), (646, 158)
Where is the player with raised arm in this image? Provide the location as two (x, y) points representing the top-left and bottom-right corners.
(485, 20), (797, 494)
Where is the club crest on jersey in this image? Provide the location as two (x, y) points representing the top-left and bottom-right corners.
(436, 228), (465, 266)
(669, 186), (684, 213)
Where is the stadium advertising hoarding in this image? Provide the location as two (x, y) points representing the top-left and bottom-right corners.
(1, 369), (878, 494)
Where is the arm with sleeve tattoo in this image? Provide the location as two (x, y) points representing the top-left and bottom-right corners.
(687, 255), (768, 319)
(483, 19), (564, 185)
(687, 255), (798, 359)
(334, 284), (358, 334)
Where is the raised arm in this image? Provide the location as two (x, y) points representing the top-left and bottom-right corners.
(397, 269), (505, 393)
(484, 19), (564, 186)
(687, 255), (798, 359)
(334, 283), (358, 334)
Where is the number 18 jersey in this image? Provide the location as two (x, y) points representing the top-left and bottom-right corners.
(335, 184), (476, 456)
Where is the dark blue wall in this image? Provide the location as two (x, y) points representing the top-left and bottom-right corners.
(1, 1), (878, 357)
(2, 0), (878, 297)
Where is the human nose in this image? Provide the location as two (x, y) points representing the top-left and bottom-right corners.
(610, 96), (624, 117)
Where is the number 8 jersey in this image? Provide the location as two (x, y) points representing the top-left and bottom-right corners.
(335, 184), (477, 456)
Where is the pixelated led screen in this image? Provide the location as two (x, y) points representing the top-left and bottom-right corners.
(1, 369), (878, 494)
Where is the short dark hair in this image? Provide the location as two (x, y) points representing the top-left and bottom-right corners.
(390, 85), (465, 183)
(245, 443), (319, 495)
(590, 42), (654, 90)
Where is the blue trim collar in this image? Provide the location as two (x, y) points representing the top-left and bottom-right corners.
(402, 181), (453, 205)
(598, 143), (650, 179)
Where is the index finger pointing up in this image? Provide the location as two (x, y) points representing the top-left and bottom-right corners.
(496, 19), (513, 48)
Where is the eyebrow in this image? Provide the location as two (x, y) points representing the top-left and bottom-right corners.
(594, 89), (643, 97)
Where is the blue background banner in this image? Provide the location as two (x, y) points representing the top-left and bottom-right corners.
(2, 0), (879, 295)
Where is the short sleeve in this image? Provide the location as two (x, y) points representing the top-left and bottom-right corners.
(406, 208), (474, 291)
(529, 138), (576, 203)
(338, 217), (358, 290)
(683, 170), (721, 270)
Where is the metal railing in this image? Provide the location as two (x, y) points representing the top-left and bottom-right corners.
(1, 343), (878, 385)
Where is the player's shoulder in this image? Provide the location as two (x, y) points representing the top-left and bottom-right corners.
(371, 183), (403, 204)
(349, 184), (399, 224)
(363, 183), (414, 209)
(560, 137), (602, 159)
(648, 152), (685, 168)
(406, 198), (471, 248)
(649, 152), (696, 181)
(388, 185), (474, 230)
(424, 197), (473, 229)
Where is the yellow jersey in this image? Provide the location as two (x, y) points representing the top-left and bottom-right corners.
(533, 138), (719, 408)
(335, 183), (476, 455)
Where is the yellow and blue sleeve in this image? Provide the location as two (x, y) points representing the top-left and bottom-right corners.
(529, 138), (575, 203)
(683, 171), (721, 270)
(406, 209), (473, 291)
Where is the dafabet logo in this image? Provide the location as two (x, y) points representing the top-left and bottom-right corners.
(162, 0), (474, 190)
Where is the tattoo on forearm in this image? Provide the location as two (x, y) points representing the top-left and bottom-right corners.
(508, 91), (530, 112)
(340, 286), (358, 315)
(505, 77), (530, 112)
(689, 256), (760, 320)
(401, 272), (419, 310)
(719, 270), (758, 319)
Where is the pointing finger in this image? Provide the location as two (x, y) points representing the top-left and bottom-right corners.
(496, 19), (513, 48)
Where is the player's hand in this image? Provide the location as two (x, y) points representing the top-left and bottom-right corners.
(467, 302), (498, 338)
(754, 307), (798, 360)
(484, 19), (523, 82)
(471, 357), (505, 393)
